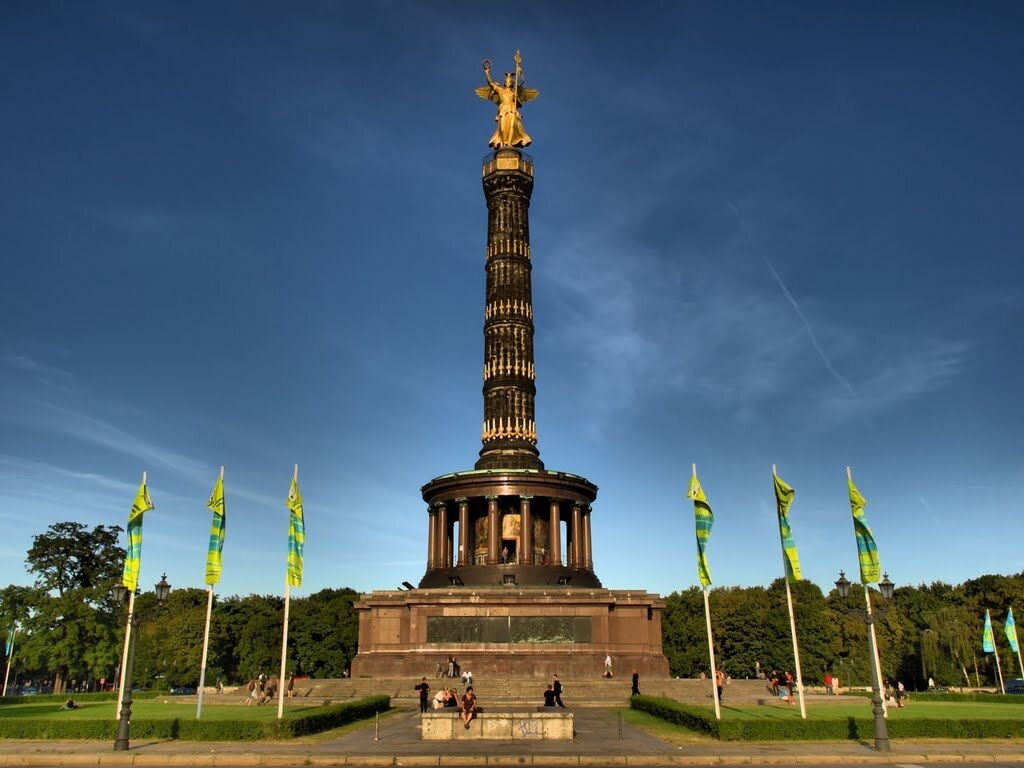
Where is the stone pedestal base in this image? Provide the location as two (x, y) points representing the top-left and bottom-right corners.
(421, 710), (574, 740)
(351, 586), (669, 679)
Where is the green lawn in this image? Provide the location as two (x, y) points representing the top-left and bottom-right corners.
(0, 699), (320, 721)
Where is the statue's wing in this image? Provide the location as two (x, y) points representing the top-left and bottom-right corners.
(518, 87), (540, 104)
(475, 84), (500, 105)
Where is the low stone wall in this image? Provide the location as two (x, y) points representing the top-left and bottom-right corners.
(420, 710), (574, 740)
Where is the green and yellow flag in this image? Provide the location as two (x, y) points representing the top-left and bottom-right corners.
(983, 609), (996, 653)
(688, 469), (713, 588)
(773, 470), (802, 581)
(204, 473), (226, 586)
(847, 474), (881, 584)
(1006, 608), (1019, 653)
(286, 474), (305, 588)
(121, 479), (154, 592)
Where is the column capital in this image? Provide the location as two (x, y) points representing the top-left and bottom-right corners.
(486, 495), (499, 501)
(519, 495), (533, 501)
(455, 497), (469, 504)
(432, 501), (447, 509)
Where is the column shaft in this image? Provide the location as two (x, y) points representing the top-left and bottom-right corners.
(584, 508), (593, 570)
(487, 497), (499, 565)
(427, 506), (436, 570)
(437, 503), (449, 568)
(457, 499), (469, 566)
(520, 496), (533, 564)
(571, 503), (583, 568)
(548, 499), (561, 566)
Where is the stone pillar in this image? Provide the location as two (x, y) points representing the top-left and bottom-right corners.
(437, 502), (449, 567)
(487, 496), (499, 565)
(432, 502), (447, 568)
(548, 499), (561, 566)
(571, 502), (583, 569)
(584, 506), (593, 570)
(457, 498), (469, 566)
(520, 496), (533, 564)
(427, 504), (436, 570)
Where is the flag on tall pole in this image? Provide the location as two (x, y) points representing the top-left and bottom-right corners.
(197, 467), (226, 720)
(772, 466), (807, 718)
(1006, 608), (1023, 679)
(278, 465), (303, 719)
(204, 473), (226, 586)
(1005, 609), (1019, 653)
(847, 473), (881, 584)
(688, 468), (713, 589)
(983, 610), (996, 653)
(688, 465), (720, 721)
(772, 469), (802, 582)
(121, 478), (154, 591)
(117, 472), (152, 719)
(286, 473), (305, 588)
(847, 468), (887, 717)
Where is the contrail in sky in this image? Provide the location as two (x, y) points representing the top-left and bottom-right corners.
(727, 200), (857, 399)
(761, 255), (858, 399)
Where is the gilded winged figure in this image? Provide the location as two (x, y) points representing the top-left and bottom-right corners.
(476, 51), (539, 148)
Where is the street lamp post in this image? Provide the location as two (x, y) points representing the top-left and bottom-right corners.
(112, 574), (171, 751)
(835, 570), (894, 752)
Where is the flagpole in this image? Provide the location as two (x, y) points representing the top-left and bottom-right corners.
(2, 625), (16, 696)
(703, 587), (722, 720)
(196, 465), (224, 720)
(693, 464), (722, 720)
(991, 625), (1006, 695)
(773, 465), (806, 719)
(115, 470), (145, 720)
(277, 464), (298, 720)
(864, 586), (887, 716)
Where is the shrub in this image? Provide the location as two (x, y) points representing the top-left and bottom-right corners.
(629, 695), (1024, 741)
(0, 695), (390, 741)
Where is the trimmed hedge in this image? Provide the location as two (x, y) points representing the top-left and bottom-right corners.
(0, 695), (390, 740)
(629, 695), (1024, 741)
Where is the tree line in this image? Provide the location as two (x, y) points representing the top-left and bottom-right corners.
(2, 522), (1021, 693)
(0, 523), (358, 692)
(663, 573), (1024, 690)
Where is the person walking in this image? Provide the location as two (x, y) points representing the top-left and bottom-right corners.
(604, 654), (613, 678)
(552, 674), (565, 707)
(631, 669), (640, 696)
(414, 677), (430, 713)
(715, 669), (725, 702)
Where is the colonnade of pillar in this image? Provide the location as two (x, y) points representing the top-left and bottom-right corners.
(425, 496), (593, 571)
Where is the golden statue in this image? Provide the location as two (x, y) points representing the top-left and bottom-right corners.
(476, 50), (539, 149)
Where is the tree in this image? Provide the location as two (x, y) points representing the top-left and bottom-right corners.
(21, 522), (125, 693)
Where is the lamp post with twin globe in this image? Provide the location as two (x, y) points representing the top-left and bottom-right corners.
(834, 570), (895, 752)
(111, 573), (171, 751)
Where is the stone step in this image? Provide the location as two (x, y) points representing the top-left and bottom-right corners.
(297, 677), (795, 707)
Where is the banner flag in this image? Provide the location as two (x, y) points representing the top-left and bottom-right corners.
(1006, 608), (1019, 653)
(983, 609), (996, 653)
(121, 480), (154, 592)
(204, 475), (226, 586)
(773, 470), (802, 581)
(4, 627), (13, 657)
(847, 475), (881, 584)
(688, 470), (714, 588)
(286, 476), (305, 588)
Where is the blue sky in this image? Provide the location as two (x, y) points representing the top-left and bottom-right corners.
(2, 1), (1022, 601)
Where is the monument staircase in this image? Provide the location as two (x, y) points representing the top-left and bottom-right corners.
(294, 677), (788, 709)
